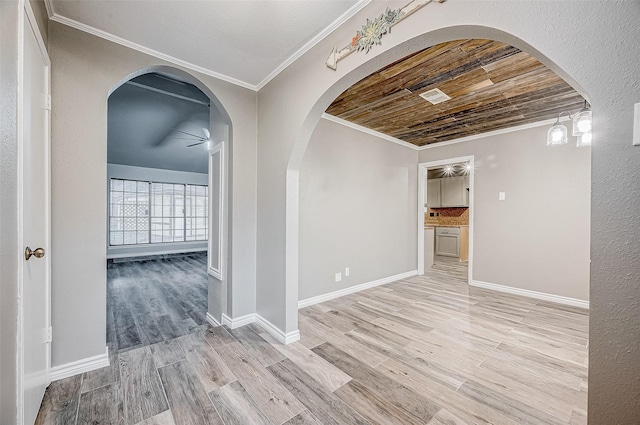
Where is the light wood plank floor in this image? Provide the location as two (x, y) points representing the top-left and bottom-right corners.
(107, 253), (209, 353)
(432, 255), (468, 281)
(36, 262), (588, 425)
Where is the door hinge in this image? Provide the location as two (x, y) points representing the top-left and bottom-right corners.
(46, 326), (52, 343)
(41, 94), (51, 111)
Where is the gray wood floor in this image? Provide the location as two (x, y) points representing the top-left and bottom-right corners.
(36, 260), (588, 425)
(106, 253), (209, 353)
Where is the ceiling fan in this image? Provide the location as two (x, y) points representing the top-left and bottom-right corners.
(168, 128), (213, 148)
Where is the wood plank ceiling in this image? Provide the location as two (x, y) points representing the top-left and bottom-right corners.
(326, 39), (586, 146)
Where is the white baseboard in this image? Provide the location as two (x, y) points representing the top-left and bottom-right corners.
(206, 312), (221, 327)
(470, 280), (589, 309)
(221, 313), (256, 329)
(256, 314), (300, 345)
(298, 270), (418, 309)
(220, 312), (299, 345)
(49, 346), (110, 381)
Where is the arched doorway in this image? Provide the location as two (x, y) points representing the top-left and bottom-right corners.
(287, 25), (590, 334)
(106, 66), (232, 353)
(286, 28), (591, 424)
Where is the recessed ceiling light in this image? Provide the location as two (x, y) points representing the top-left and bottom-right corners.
(443, 164), (454, 176)
(419, 88), (451, 105)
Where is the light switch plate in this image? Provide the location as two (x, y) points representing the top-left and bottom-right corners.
(499, 192), (506, 201)
(335, 272), (342, 282)
(634, 103), (640, 146)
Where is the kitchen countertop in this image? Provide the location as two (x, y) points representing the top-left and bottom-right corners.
(428, 224), (469, 227)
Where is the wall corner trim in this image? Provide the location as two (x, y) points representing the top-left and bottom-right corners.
(205, 312), (221, 327)
(256, 315), (300, 345)
(298, 270), (419, 309)
(219, 313), (299, 345)
(49, 347), (110, 382)
(470, 280), (589, 309)
(322, 113), (419, 151)
(221, 313), (256, 329)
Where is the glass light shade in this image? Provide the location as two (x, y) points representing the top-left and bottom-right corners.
(547, 122), (568, 145)
(572, 109), (592, 135)
(576, 131), (592, 147)
(204, 140), (214, 151)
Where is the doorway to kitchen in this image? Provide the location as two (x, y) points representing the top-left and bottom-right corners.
(418, 155), (474, 284)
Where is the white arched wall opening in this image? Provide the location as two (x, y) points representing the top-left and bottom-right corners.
(108, 65), (233, 324)
(286, 24), (589, 334)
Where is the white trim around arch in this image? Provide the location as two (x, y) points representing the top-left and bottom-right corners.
(208, 142), (225, 280)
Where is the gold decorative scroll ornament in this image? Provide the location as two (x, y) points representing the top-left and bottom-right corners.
(326, 0), (445, 70)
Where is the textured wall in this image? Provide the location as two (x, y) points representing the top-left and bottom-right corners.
(420, 124), (590, 301)
(0, 2), (21, 423)
(299, 118), (418, 301)
(256, 1), (640, 422)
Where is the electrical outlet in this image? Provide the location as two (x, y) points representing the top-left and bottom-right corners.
(499, 192), (506, 201)
(345, 267), (350, 277)
(335, 272), (342, 282)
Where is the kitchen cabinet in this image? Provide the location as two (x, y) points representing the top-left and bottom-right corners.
(459, 226), (469, 262)
(426, 176), (469, 208)
(426, 179), (441, 207)
(435, 226), (460, 257)
(424, 227), (435, 272)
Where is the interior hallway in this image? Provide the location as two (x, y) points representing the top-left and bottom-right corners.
(36, 259), (588, 425)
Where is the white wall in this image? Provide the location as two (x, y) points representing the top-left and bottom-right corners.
(255, 2), (640, 422)
(49, 22), (258, 367)
(299, 118), (418, 301)
(420, 124), (591, 301)
(106, 164), (208, 258)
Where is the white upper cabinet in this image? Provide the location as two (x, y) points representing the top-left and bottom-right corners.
(426, 179), (441, 208)
(426, 176), (469, 207)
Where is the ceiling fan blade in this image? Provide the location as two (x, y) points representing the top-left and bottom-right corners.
(172, 129), (206, 140)
(202, 128), (210, 139)
(186, 141), (205, 147)
(166, 137), (202, 140)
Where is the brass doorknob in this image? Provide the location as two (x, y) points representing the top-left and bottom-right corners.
(25, 246), (45, 261)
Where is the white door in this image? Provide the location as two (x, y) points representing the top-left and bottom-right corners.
(21, 7), (51, 425)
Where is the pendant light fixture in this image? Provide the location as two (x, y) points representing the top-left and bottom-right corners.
(576, 131), (592, 147)
(547, 112), (571, 146)
(572, 100), (592, 136)
(547, 101), (592, 147)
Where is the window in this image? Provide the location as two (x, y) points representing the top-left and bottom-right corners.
(109, 178), (208, 246)
(186, 184), (208, 241)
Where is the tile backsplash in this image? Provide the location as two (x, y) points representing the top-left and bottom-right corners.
(425, 207), (469, 226)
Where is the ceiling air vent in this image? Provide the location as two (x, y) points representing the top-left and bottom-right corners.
(419, 88), (451, 105)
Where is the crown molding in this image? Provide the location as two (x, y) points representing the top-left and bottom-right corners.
(43, 0), (373, 92)
(43, 0), (54, 19)
(46, 11), (257, 90)
(255, 0), (373, 90)
(417, 117), (569, 150)
(324, 112), (569, 151)
(322, 113), (419, 150)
